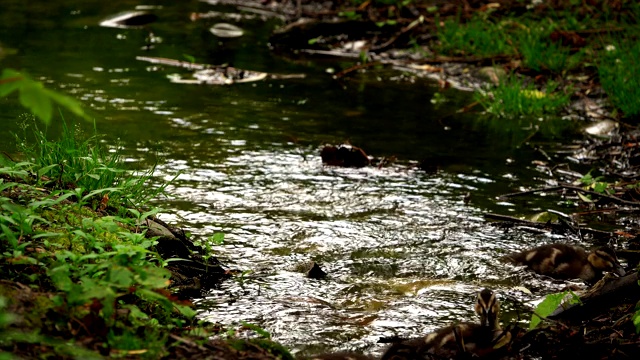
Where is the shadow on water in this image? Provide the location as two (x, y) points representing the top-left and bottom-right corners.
(0, 0), (586, 357)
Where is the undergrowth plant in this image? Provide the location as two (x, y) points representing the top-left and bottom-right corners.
(475, 74), (571, 118)
(437, 14), (513, 57)
(14, 120), (167, 211)
(530, 290), (581, 329)
(517, 30), (583, 73)
(0, 120), (195, 358)
(597, 39), (640, 116)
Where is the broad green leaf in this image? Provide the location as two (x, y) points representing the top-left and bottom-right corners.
(43, 87), (88, 120)
(123, 304), (149, 321)
(211, 232), (225, 245)
(633, 310), (640, 334)
(174, 303), (196, 318)
(101, 292), (116, 321)
(29, 191), (77, 209)
(0, 224), (18, 248)
(108, 266), (133, 287)
(0, 69), (23, 97)
(19, 82), (53, 124)
(530, 291), (581, 329)
(49, 265), (73, 292)
(36, 164), (59, 178)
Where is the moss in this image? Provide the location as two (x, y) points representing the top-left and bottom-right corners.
(0, 283), (54, 330)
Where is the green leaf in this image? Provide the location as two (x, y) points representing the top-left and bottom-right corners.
(0, 224), (18, 248)
(577, 192), (594, 203)
(108, 266), (133, 287)
(123, 304), (149, 321)
(530, 291), (581, 329)
(49, 265), (73, 292)
(19, 82), (53, 125)
(43, 87), (88, 120)
(593, 182), (608, 194)
(0, 69), (24, 97)
(211, 232), (225, 245)
(174, 303), (196, 318)
(183, 54), (196, 63)
(633, 309), (640, 334)
(241, 321), (271, 339)
(36, 164), (59, 178)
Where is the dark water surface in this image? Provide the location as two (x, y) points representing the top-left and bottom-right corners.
(0, 0), (585, 356)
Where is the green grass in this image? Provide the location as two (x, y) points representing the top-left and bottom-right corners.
(475, 74), (572, 118)
(597, 39), (640, 116)
(0, 120), (205, 358)
(14, 120), (166, 211)
(516, 29), (583, 73)
(436, 15), (513, 57)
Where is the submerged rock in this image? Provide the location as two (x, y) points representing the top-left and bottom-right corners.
(321, 144), (370, 168)
(292, 261), (327, 279)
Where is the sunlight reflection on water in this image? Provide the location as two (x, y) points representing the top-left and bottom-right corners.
(154, 148), (555, 356)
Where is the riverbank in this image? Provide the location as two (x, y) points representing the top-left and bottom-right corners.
(0, 123), (291, 359)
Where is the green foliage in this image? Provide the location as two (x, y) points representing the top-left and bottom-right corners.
(14, 120), (167, 210)
(475, 75), (571, 118)
(634, 295), (640, 334)
(598, 40), (640, 116)
(338, 10), (361, 20)
(579, 172), (615, 195)
(0, 69), (89, 124)
(516, 30), (583, 73)
(437, 15), (512, 57)
(0, 126), (202, 358)
(530, 290), (581, 330)
(225, 322), (294, 360)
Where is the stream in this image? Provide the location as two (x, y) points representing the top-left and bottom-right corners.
(0, 0), (589, 357)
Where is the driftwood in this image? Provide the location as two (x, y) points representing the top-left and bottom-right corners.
(549, 272), (640, 320)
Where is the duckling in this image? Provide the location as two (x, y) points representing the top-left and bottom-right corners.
(380, 289), (511, 359)
(503, 244), (625, 284)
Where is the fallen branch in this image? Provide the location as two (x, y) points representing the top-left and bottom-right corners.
(549, 272), (640, 320)
(333, 61), (382, 79)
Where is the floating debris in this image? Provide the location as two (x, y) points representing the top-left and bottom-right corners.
(172, 67), (267, 85)
(136, 56), (294, 85)
(209, 23), (244, 38)
(100, 10), (158, 28)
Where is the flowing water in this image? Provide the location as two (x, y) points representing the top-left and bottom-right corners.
(0, 0), (589, 357)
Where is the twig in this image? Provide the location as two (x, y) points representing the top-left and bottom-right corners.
(500, 184), (640, 207)
(483, 212), (613, 238)
(0, 76), (22, 85)
(169, 334), (210, 351)
(333, 61), (381, 79)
